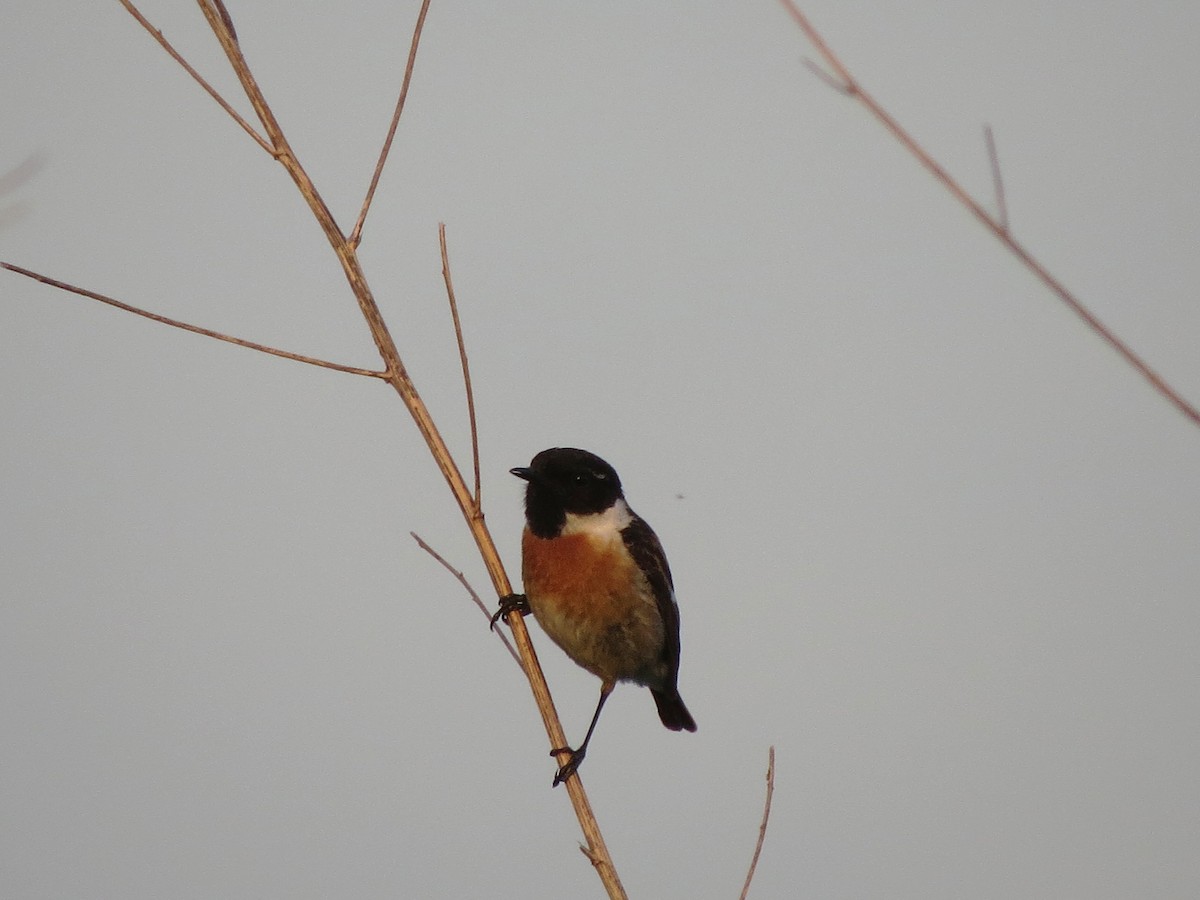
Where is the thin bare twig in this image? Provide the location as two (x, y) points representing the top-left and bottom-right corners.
(738, 746), (776, 900)
(439, 224), (482, 506)
(1, 263), (385, 377)
(411, 532), (520, 665)
(349, 0), (432, 248)
(778, 1), (1200, 429)
(118, 0), (273, 154)
(983, 125), (1008, 233)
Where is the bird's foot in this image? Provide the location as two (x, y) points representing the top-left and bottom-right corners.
(549, 746), (585, 787)
(490, 593), (530, 631)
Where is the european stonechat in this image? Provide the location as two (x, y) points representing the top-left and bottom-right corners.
(500, 447), (696, 786)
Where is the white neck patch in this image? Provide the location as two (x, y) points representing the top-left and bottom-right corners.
(559, 498), (633, 537)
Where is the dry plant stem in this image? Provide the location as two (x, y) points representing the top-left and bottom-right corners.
(738, 746), (777, 900)
(411, 531), (520, 665)
(183, 3), (627, 895)
(0, 263), (384, 378)
(780, 1), (1200, 429)
(118, 0), (272, 154)
(349, 0), (432, 248)
(439, 224), (482, 504)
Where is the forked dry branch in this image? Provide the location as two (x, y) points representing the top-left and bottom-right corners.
(779, 0), (1200, 429)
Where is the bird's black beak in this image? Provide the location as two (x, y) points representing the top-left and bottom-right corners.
(510, 466), (534, 482)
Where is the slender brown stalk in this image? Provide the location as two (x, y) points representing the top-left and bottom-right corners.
(439, 224), (482, 505)
(411, 532), (520, 665)
(778, 1), (1200, 429)
(738, 746), (776, 900)
(0, 263), (385, 377)
(118, 0), (273, 154)
(349, 0), (432, 248)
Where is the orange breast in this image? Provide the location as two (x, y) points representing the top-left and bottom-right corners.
(520, 527), (666, 685)
(521, 529), (637, 618)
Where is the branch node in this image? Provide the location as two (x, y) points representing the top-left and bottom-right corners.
(803, 57), (855, 94)
(579, 843), (602, 867)
(118, 0), (272, 154)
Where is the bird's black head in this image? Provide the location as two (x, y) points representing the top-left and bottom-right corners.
(511, 447), (624, 538)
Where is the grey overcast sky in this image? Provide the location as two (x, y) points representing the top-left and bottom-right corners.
(3, 3), (1199, 898)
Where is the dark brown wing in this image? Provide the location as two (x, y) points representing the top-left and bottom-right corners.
(620, 512), (682, 682)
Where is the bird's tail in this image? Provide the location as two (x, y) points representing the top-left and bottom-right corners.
(651, 688), (697, 732)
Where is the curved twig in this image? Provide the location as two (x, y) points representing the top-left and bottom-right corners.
(779, 1), (1200, 429)
(738, 746), (776, 900)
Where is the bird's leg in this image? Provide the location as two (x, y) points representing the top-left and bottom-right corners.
(551, 682), (613, 787)
(490, 593), (530, 631)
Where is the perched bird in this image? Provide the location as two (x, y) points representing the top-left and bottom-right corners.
(501, 447), (696, 786)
